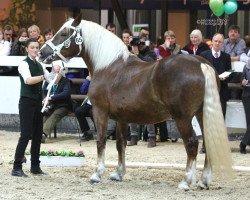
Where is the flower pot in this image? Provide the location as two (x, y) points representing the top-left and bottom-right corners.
(25, 155), (84, 167)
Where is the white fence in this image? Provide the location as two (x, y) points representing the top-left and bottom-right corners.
(0, 56), (87, 114)
(0, 56), (87, 68)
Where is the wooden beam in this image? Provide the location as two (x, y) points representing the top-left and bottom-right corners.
(110, 0), (129, 30)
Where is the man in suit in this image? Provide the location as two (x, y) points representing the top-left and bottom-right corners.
(199, 33), (232, 154)
(200, 33), (232, 117)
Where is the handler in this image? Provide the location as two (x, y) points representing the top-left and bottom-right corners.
(11, 38), (46, 177)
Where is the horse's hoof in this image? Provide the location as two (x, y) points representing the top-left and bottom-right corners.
(178, 181), (190, 191)
(90, 173), (101, 184)
(197, 181), (209, 190)
(110, 172), (123, 181)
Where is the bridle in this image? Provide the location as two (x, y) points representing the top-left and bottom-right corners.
(44, 25), (83, 62)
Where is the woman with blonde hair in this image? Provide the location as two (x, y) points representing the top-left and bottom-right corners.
(28, 24), (44, 46)
(182, 29), (210, 55)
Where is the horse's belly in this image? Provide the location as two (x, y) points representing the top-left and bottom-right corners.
(109, 104), (171, 124)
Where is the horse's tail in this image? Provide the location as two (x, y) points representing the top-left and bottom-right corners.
(201, 63), (233, 178)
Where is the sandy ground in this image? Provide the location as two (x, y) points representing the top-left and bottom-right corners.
(1, 130), (250, 200)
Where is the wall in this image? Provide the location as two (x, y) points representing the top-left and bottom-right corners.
(168, 11), (190, 48)
(35, 0), (71, 33)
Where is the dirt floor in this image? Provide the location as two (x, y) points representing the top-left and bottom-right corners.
(1, 130), (250, 200)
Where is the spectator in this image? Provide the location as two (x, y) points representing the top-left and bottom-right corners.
(74, 74), (95, 141)
(0, 26), (13, 75)
(43, 28), (55, 42)
(106, 23), (116, 34)
(0, 27), (11, 56)
(158, 30), (181, 59)
(139, 27), (150, 39)
(222, 25), (246, 99)
(122, 29), (132, 51)
(182, 29), (210, 55)
(239, 60), (250, 154)
(42, 60), (72, 142)
(240, 34), (250, 63)
(3, 24), (14, 45)
(201, 33), (232, 117)
(200, 33), (232, 153)
(28, 24), (44, 46)
(136, 36), (157, 62)
(222, 25), (246, 62)
(12, 38), (46, 177)
(11, 28), (28, 56)
(130, 37), (158, 147)
(204, 38), (212, 49)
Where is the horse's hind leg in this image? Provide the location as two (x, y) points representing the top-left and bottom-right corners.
(110, 122), (127, 181)
(176, 118), (199, 190)
(90, 108), (108, 184)
(195, 111), (212, 189)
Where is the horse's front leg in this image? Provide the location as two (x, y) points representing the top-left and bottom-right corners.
(110, 122), (128, 181)
(90, 108), (108, 184)
(176, 119), (198, 190)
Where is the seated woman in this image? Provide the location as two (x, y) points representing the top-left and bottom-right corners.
(42, 60), (72, 142)
(182, 29), (210, 55)
(158, 30), (181, 59)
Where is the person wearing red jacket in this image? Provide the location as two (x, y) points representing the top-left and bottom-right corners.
(158, 30), (181, 59)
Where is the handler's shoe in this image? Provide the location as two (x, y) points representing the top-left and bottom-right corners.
(147, 137), (156, 148)
(81, 132), (94, 142)
(11, 169), (28, 177)
(30, 166), (47, 175)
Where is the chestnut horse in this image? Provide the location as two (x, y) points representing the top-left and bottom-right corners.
(39, 15), (232, 190)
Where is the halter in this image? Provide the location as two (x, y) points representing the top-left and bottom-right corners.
(45, 25), (83, 62)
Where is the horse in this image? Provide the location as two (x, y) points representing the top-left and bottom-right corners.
(39, 15), (233, 190)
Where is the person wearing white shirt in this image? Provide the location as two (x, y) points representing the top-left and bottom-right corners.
(12, 38), (46, 177)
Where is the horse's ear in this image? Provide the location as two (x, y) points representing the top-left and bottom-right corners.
(71, 13), (82, 27)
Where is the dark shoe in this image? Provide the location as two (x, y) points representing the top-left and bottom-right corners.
(147, 137), (156, 148)
(127, 135), (138, 146)
(11, 169), (28, 177)
(30, 167), (47, 175)
(240, 142), (246, 154)
(81, 132), (94, 141)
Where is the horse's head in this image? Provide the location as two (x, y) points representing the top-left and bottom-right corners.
(39, 14), (83, 64)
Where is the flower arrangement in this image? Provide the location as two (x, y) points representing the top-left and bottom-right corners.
(40, 149), (85, 157)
